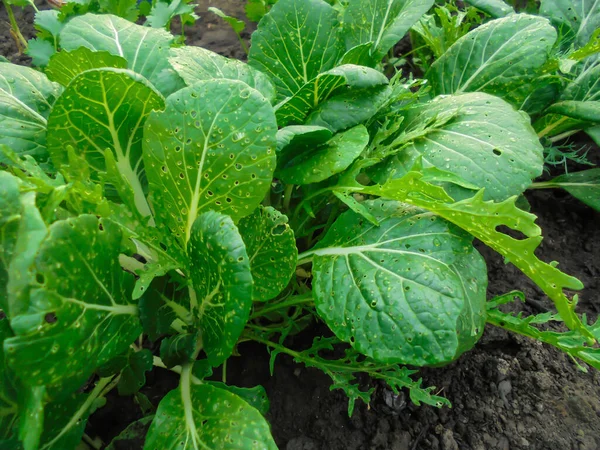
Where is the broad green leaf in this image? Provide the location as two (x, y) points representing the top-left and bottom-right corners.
(169, 47), (276, 103)
(536, 169), (600, 211)
(99, 348), (153, 395)
(375, 93), (544, 201)
(540, 0), (600, 47)
(208, 7), (245, 33)
(360, 170), (590, 340)
(4, 215), (141, 389)
(426, 15), (557, 105)
(277, 125), (369, 184)
(205, 382), (270, 416)
(159, 331), (199, 368)
(59, 14), (184, 96)
(546, 100), (600, 122)
(144, 384), (277, 450)
(18, 386), (45, 450)
(275, 64), (389, 127)
(305, 85), (392, 133)
(26, 39), (56, 68)
(106, 416), (154, 450)
(339, 43), (379, 67)
(276, 125), (333, 154)
(188, 212), (252, 366)
(310, 200), (487, 366)
(0, 172), (47, 317)
(248, 0), (344, 101)
(0, 63), (63, 165)
(463, 0), (513, 17)
(47, 68), (164, 220)
(143, 79), (276, 247)
(0, 317), (17, 441)
(238, 206), (297, 302)
(342, 0), (435, 59)
(45, 48), (128, 87)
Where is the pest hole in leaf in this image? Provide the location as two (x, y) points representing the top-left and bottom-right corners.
(496, 225), (527, 240)
(404, 286), (410, 291)
(179, 173), (185, 179)
(133, 254), (147, 264)
(207, 191), (214, 197)
(237, 256), (244, 262)
(492, 148), (502, 156)
(45, 312), (57, 324)
(98, 223), (104, 231)
(235, 163), (242, 170)
(160, 242), (167, 251)
(272, 224), (286, 235)
(226, 198), (232, 203)
(36, 273), (45, 285)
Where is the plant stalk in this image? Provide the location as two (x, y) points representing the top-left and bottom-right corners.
(5, 2), (28, 52)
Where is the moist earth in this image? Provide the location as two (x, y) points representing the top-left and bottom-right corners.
(1, 1), (599, 449)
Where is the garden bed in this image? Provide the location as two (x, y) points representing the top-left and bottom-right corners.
(1, 1), (599, 449)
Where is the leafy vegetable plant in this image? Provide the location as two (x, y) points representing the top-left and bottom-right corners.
(1, 0), (599, 448)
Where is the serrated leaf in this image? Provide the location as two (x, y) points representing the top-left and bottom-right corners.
(144, 384), (277, 450)
(205, 382), (270, 416)
(45, 48), (128, 87)
(0, 63), (63, 165)
(169, 46), (276, 103)
(374, 93), (544, 201)
(540, 0), (600, 48)
(59, 14), (184, 96)
(238, 206), (297, 302)
(275, 64), (389, 127)
(143, 79), (276, 247)
(277, 124), (369, 184)
(342, 0), (435, 59)
(187, 211), (253, 367)
(248, 0), (344, 101)
(361, 170), (590, 340)
(98, 0), (138, 21)
(4, 216), (141, 390)
(146, 0), (197, 28)
(311, 200), (487, 366)
(426, 14), (557, 105)
(33, 10), (64, 40)
(47, 68), (164, 220)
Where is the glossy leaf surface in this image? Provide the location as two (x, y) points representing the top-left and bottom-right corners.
(144, 384), (277, 449)
(143, 79), (276, 247)
(238, 206), (297, 302)
(188, 211), (253, 366)
(311, 200), (487, 366)
(540, 0), (600, 47)
(45, 48), (128, 87)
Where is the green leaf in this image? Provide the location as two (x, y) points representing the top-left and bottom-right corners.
(34, 10), (64, 41)
(463, 0), (513, 17)
(98, 0), (138, 21)
(538, 169), (600, 211)
(563, 61), (600, 102)
(59, 14), (184, 96)
(310, 200), (487, 366)
(208, 7), (245, 33)
(342, 0), (435, 59)
(0, 317), (18, 441)
(144, 384), (277, 450)
(169, 47), (276, 103)
(18, 386), (45, 450)
(374, 93), (544, 201)
(426, 14), (557, 105)
(361, 170), (590, 341)
(146, 0), (197, 29)
(339, 43), (379, 67)
(238, 206), (297, 302)
(45, 48), (128, 87)
(248, 0), (344, 101)
(540, 0), (600, 47)
(187, 211), (253, 367)
(0, 63), (63, 165)
(546, 100), (600, 123)
(4, 215), (141, 390)
(275, 64), (389, 127)
(276, 125), (333, 154)
(106, 416), (154, 450)
(143, 79), (276, 247)
(100, 348), (153, 395)
(26, 39), (56, 68)
(205, 382), (270, 416)
(47, 68), (164, 220)
(160, 331), (199, 368)
(587, 124), (600, 145)
(277, 124), (369, 184)
(305, 85), (392, 133)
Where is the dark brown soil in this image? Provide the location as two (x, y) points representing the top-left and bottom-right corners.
(2, 1), (599, 449)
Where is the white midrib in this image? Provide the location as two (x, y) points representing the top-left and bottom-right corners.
(1, 87), (47, 125)
(181, 365), (206, 450)
(63, 296), (138, 314)
(576, 0), (600, 43)
(373, 0), (394, 54)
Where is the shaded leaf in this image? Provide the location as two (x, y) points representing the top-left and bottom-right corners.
(540, 0), (600, 47)
(541, 168), (600, 211)
(205, 382), (270, 416)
